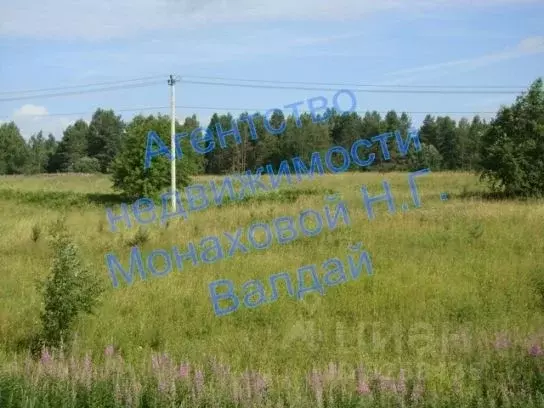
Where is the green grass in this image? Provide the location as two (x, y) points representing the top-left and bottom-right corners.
(0, 171), (543, 407)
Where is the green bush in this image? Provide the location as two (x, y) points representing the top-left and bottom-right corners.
(71, 156), (101, 173)
(38, 219), (104, 349)
(480, 78), (544, 197)
(110, 114), (202, 199)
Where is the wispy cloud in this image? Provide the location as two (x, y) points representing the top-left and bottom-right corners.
(384, 36), (544, 82)
(1, 0), (540, 40)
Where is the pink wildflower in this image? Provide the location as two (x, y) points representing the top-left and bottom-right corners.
(194, 370), (204, 394)
(355, 366), (371, 395)
(397, 369), (406, 395)
(357, 380), (371, 395)
(529, 344), (543, 357)
(104, 345), (115, 357)
(40, 348), (52, 365)
(178, 363), (190, 379)
(250, 371), (268, 398)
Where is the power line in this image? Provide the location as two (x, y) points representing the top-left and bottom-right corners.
(0, 74), (528, 102)
(182, 75), (528, 90)
(0, 104), (498, 120)
(0, 80), (165, 102)
(0, 75), (168, 96)
(180, 79), (525, 94)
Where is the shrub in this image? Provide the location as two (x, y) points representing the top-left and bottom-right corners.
(38, 219), (104, 349)
(71, 156), (101, 173)
(480, 78), (544, 197)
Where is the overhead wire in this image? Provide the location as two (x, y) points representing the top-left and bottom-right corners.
(180, 79), (526, 94)
(181, 75), (528, 90)
(0, 75), (168, 96)
(0, 104), (498, 121)
(0, 75), (529, 103)
(0, 80), (166, 102)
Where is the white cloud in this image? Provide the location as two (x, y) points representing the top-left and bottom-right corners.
(383, 36), (544, 83)
(13, 104), (49, 118)
(0, 0), (539, 40)
(7, 104), (80, 139)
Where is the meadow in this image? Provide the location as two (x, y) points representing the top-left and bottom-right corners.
(0, 171), (543, 407)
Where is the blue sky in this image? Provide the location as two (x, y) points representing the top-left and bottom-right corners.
(0, 0), (543, 138)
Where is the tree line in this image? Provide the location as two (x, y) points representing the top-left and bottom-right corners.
(0, 78), (542, 197)
(0, 107), (488, 176)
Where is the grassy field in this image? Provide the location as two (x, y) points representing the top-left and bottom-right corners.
(0, 171), (543, 407)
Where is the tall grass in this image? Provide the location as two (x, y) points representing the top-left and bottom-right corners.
(0, 171), (543, 406)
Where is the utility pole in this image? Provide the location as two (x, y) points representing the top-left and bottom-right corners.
(168, 74), (177, 211)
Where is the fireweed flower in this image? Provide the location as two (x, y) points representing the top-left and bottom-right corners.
(529, 344), (543, 357)
(40, 348), (52, 365)
(251, 372), (268, 397)
(356, 379), (371, 395)
(104, 345), (115, 357)
(355, 366), (371, 396)
(178, 362), (190, 379)
(194, 370), (205, 394)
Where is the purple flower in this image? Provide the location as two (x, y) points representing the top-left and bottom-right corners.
(529, 344), (543, 357)
(250, 371), (268, 398)
(178, 363), (190, 379)
(158, 381), (168, 394)
(397, 369), (406, 395)
(194, 370), (204, 394)
(40, 348), (51, 365)
(357, 380), (371, 395)
(355, 366), (371, 395)
(104, 345), (115, 357)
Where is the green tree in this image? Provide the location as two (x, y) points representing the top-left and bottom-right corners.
(204, 113), (237, 174)
(87, 109), (125, 173)
(0, 122), (28, 174)
(39, 219), (103, 349)
(466, 116), (488, 171)
(110, 114), (201, 198)
(456, 118), (471, 170)
(407, 143), (443, 171)
(480, 78), (544, 197)
(26, 131), (51, 174)
(419, 115), (438, 148)
(44, 133), (58, 173)
(436, 116), (461, 170)
(49, 120), (89, 172)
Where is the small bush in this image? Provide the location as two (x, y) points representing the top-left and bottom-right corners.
(126, 226), (149, 247)
(71, 156), (101, 173)
(38, 219), (104, 349)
